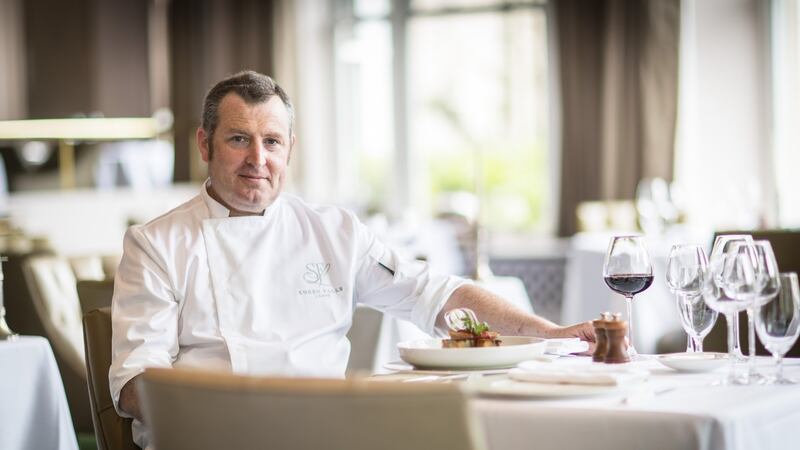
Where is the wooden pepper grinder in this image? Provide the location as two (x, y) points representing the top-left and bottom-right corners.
(592, 312), (611, 362)
(604, 313), (630, 364)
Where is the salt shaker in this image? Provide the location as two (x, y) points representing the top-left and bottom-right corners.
(604, 313), (629, 364)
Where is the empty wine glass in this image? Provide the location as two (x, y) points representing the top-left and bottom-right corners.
(710, 234), (754, 360)
(701, 264), (752, 385)
(666, 244), (717, 352)
(756, 272), (800, 384)
(744, 241), (781, 382)
(603, 236), (654, 357)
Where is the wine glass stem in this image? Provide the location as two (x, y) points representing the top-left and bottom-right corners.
(724, 313), (738, 383)
(692, 336), (703, 353)
(626, 295), (636, 355)
(684, 293), (697, 352)
(746, 307), (756, 377)
(732, 313), (744, 359)
(776, 355), (785, 382)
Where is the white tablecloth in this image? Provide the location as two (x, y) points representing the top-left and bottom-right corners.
(561, 232), (683, 353)
(472, 356), (800, 450)
(0, 336), (78, 450)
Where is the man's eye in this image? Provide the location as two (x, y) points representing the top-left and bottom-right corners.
(265, 138), (279, 146)
(231, 136), (249, 145)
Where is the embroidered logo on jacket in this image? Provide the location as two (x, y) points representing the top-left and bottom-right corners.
(299, 262), (344, 297)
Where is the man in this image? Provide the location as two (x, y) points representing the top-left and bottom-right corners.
(110, 71), (594, 448)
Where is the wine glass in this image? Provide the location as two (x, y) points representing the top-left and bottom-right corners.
(709, 234), (754, 360)
(665, 244), (717, 352)
(742, 241), (781, 381)
(756, 272), (800, 384)
(603, 236), (654, 357)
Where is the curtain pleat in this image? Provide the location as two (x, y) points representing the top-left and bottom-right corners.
(554, 0), (680, 237)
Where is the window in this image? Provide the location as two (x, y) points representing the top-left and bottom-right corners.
(771, 0), (800, 227)
(333, 0), (553, 234)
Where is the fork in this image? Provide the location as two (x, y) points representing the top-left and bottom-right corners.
(619, 387), (676, 405)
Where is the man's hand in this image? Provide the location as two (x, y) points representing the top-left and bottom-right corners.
(543, 321), (596, 355)
(118, 374), (144, 422)
(543, 320), (595, 342)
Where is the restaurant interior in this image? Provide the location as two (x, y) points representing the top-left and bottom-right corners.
(1, 0), (800, 449)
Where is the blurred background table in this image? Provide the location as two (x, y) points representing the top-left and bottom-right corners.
(0, 336), (78, 450)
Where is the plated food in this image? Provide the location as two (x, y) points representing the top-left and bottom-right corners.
(443, 308), (501, 348)
(396, 309), (545, 370)
(397, 336), (546, 370)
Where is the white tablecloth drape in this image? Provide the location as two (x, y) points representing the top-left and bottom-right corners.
(472, 356), (800, 450)
(0, 336), (78, 450)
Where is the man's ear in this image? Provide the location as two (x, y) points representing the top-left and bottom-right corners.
(197, 127), (211, 163)
(287, 134), (296, 165)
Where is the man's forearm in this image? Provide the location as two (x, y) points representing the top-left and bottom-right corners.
(118, 374), (144, 422)
(437, 284), (595, 342)
(437, 284), (556, 335)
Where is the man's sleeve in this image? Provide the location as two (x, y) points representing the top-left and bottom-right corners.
(352, 219), (470, 336)
(108, 226), (179, 417)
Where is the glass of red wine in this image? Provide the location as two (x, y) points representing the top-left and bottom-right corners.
(603, 236), (654, 357)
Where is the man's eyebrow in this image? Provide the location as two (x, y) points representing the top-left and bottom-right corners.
(225, 128), (251, 135)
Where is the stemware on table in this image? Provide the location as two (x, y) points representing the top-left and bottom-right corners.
(702, 254), (753, 385)
(755, 272), (800, 384)
(736, 240), (781, 381)
(603, 236), (654, 358)
(709, 234), (754, 361)
(665, 244), (718, 352)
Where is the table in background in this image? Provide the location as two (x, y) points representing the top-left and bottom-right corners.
(0, 336), (78, 450)
(473, 356), (800, 450)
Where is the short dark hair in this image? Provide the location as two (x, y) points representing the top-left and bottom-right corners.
(201, 71), (294, 155)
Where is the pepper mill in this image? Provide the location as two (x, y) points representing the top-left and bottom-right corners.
(604, 313), (629, 364)
(592, 312), (611, 362)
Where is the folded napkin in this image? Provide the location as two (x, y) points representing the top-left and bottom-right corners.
(545, 338), (590, 356)
(510, 361), (649, 386)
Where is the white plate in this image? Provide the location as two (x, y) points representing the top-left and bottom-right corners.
(468, 376), (632, 399)
(382, 361), (510, 375)
(656, 352), (728, 373)
(397, 336), (546, 370)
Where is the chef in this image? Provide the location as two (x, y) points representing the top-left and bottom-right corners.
(109, 71), (594, 448)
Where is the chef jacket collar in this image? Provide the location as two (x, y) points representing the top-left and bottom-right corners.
(200, 178), (281, 219)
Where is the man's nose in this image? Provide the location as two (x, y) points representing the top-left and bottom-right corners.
(246, 142), (267, 167)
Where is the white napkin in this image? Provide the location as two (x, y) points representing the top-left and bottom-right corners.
(510, 361), (649, 386)
(545, 338), (590, 356)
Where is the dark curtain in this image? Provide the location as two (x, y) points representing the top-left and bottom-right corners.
(553, 0), (681, 237)
(170, 0), (277, 182)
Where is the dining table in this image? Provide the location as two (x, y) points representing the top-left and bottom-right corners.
(0, 336), (79, 450)
(380, 354), (800, 450)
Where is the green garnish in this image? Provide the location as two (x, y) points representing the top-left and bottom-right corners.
(461, 315), (490, 335)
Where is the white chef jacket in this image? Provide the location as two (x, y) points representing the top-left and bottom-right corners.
(109, 182), (467, 448)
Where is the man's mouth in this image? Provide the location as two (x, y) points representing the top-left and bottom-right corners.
(238, 174), (270, 183)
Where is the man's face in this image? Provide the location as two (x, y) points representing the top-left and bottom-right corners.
(197, 93), (295, 215)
